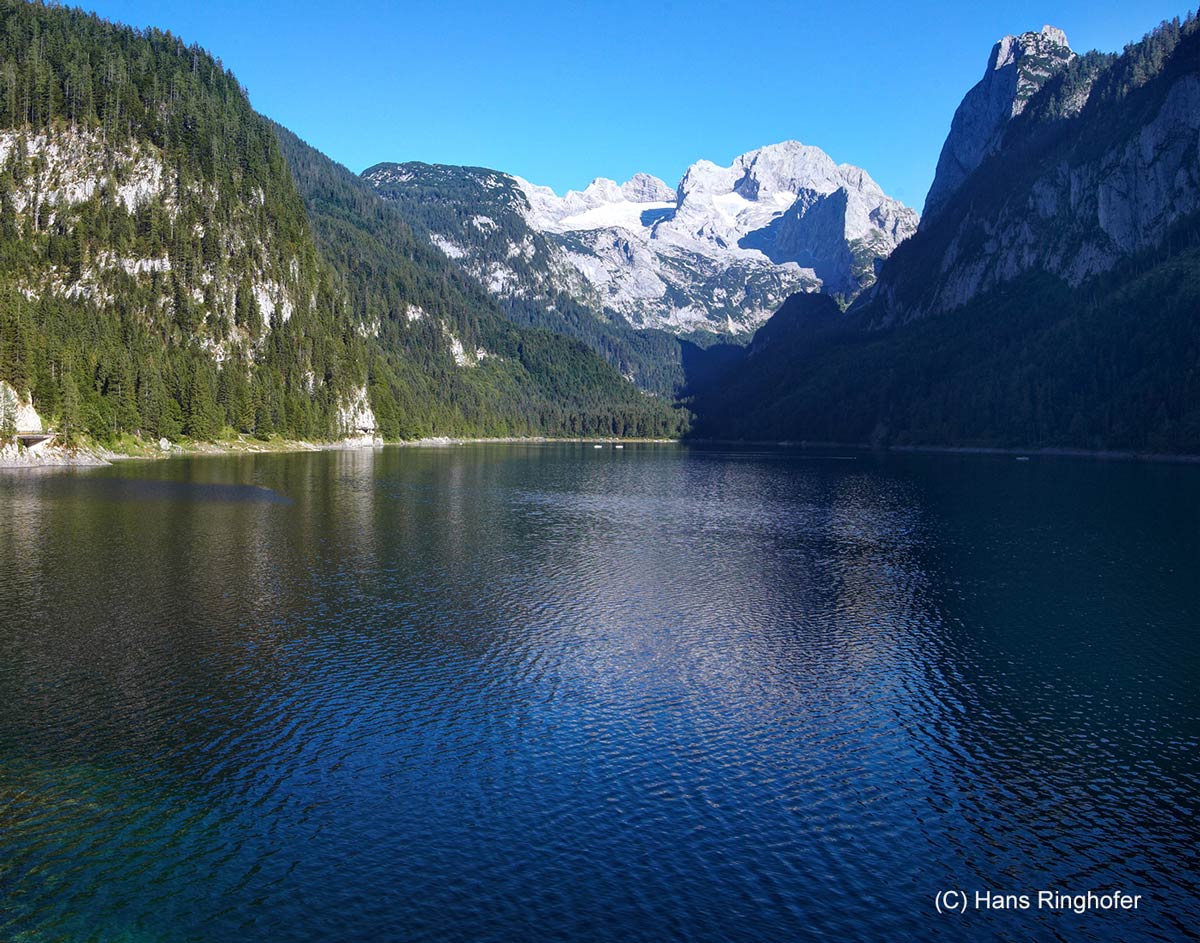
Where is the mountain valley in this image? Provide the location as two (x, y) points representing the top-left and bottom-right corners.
(0, 2), (1196, 458)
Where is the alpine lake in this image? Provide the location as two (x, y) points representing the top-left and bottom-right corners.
(1, 443), (1196, 942)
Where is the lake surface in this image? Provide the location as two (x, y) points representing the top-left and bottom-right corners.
(0, 443), (1196, 942)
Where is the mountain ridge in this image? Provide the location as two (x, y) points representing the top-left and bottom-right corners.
(1, 0), (1194, 457)
(362, 140), (916, 394)
(864, 14), (1199, 325)
(689, 13), (1200, 455)
(513, 140), (917, 313)
(923, 25), (1077, 222)
(279, 128), (687, 440)
(0, 0), (685, 449)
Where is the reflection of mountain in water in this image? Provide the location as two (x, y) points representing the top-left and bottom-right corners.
(0, 445), (1195, 942)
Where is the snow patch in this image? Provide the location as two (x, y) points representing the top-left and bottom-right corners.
(509, 140), (916, 324)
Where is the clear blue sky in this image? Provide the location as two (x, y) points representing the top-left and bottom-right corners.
(82, 0), (1187, 210)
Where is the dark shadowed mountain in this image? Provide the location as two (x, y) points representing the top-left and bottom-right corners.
(690, 15), (1200, 455)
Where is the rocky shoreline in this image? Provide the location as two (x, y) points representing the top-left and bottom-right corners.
(0, 435), (386, 469)
(0, 434), (680, 469)
(0, 441), (113, 468)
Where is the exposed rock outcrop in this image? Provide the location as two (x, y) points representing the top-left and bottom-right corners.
(923, 26), (1076, 223)
(620, 173), (675, 203)
(0, 381), (44, 434)
(518, 141), (918, 317)
(868, 18), (1200, 324)
(336, 386), (379, 438)
(366, 142), (916, 339)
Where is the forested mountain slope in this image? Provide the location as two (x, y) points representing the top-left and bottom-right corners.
(0, 0), (366, 443)
(276, 128), (686, 439)
(0, 0), (684, 444)
(691, 15), (1200, 454)
(360, 161), (692, 397)
(361, 143), (916, 395)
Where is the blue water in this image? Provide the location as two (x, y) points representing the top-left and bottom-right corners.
(0, 444), (1196, 942)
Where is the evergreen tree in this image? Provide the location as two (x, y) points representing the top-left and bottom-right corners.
(184, 366), (219, 440)
(59, 372), (82, 444)
(0, 0), (685, 446)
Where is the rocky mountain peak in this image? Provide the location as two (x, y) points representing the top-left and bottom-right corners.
(621, 173), (674, 203)
(732, 141), (842, 197)
(581, 177), (624, 203)
(991, 25), (1071, 75)
(662, 141), (916, 277)
(673, 142), (842, 205)
(381, 141), (915, 338)
(923, 24), (1074, 223)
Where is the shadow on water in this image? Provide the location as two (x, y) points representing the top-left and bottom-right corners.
(0, 445), (1195, 942)
(52, 477), (293, 504)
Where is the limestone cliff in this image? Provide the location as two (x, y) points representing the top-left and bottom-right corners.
(923, 26), (1076, 223)
(868, 16), (1200, 324)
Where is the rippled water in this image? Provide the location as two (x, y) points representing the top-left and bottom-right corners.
(0, 444), (1196, 942)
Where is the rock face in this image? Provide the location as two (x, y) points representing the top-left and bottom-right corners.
(923, 26), (1075, 223)
(621, 173), (675, 203)
(0, 127), (308, 347)
(365, 142), (916, 339)
(336, 385), (378, 437)
(514, 141), (917, 331)
(0, 380), (43, 434)
(651, 17), (1200, 454)
(867, 18), (1200, 324)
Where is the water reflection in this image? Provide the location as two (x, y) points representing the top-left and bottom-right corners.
(0, 445), (1196, 942)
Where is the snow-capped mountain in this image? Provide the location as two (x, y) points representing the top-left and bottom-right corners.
(693, 17), (1200, 452)
(364, 141), (916, 339)
(511, 141), (917, 332)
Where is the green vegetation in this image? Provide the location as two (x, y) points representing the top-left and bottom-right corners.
(3, 0), (1191, 454)
(0, 383), (15, 441)
(362, 161), (707, 398)
(0, 0), (684, 445)
(0, 0), (362, 445)
(691, 15), (1200, 454)
(276, 127), (686, 440)
(692, 211), (1200, 453)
